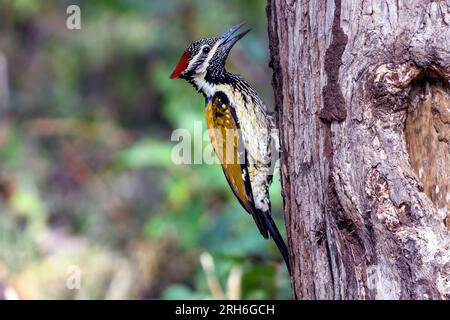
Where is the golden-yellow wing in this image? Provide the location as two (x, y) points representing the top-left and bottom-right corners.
(205, 91), (254, 214)
(205, 92), (290, 273)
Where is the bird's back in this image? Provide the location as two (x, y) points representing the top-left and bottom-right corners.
(208, 73), (274, 168)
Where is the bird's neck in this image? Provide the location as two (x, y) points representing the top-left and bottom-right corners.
(189, 70), (235, 99)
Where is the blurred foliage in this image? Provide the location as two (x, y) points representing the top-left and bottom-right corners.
(0, 0), (290, 299)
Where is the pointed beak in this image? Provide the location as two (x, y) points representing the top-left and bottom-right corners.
(220, 22), (251, 51)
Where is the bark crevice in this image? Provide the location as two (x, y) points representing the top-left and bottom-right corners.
(320, 0), (348, 123)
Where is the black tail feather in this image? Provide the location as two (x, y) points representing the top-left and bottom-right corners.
(261, 210), (291, 275)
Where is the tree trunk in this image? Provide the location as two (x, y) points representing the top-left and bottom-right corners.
(267, 0), (450, 299)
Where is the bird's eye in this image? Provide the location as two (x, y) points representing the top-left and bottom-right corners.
(202, 46), (210, 54)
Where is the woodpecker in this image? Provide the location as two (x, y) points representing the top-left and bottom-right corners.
(170, 23), (290, 273)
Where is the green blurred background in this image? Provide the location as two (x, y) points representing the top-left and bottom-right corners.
(0, 0), (290, 299)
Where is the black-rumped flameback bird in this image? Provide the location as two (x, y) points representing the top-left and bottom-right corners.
(170, 23), (290, 273)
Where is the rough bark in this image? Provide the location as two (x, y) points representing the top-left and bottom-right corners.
(267, 0), (450, 299)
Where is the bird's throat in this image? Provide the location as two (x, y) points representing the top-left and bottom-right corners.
(189, 76), (218, 99)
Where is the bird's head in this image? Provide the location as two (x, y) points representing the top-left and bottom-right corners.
(170, 23), (250, 84)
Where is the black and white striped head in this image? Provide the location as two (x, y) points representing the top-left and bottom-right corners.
(170, 23), (250, 84)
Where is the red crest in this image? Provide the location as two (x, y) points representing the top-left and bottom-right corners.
(170, 51), (190, 79)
